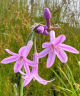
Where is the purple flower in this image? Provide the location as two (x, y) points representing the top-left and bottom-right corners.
(43, 8), (51, 27)
(38, 31), (79, 68)
(37, 25), (48, 35)
(21, 53), (54, 87)
(1, 40), (35, 73)
(43, 25), (49, 35)
(32, 8), (60, 35)
(37, 25), (60, 35)
(37, 26), (44, 34)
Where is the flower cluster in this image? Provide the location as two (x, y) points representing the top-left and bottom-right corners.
(1, 8), (79, 87)
(31, 8), (59, 35)
(1, 40), (53, 87)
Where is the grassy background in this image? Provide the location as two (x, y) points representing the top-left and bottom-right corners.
(0, 0), (80, 96)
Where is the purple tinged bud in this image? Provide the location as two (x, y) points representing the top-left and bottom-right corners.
(37, 25), (49, 35)
(37, 26), (44, 34)
(43, 25), (48, 30)
(43, 8), (51, 27)
(43, 30), (48, 35)
(43, 8), (51, 19)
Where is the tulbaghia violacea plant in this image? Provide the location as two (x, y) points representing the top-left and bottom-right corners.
(1, 8), (79, 96)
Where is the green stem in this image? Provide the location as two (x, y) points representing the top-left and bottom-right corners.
(20, 32), (34, 96)
(20, 67), (24, 96)
(34, 32), (37, 53)
(25, 32), (33, 45)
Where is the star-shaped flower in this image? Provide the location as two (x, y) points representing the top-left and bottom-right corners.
(1, 40), (35, 73)
(20, 53), (54, 87)
(38, 31), (79, 68)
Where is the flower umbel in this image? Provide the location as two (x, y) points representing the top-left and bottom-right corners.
(1, 40), (35, 73)
(38, 31), (79, 68)
(31, 8), (60, 35)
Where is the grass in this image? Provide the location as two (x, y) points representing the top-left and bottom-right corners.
(0, 0), (80, 96)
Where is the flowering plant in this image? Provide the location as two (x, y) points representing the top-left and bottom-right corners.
(1, 8), (79, 96)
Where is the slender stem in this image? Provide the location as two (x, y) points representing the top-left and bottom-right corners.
(25, 32), (33, 45)
(34, 32), (37, 53)
(20, 32), (33, 96)
(31, 32), (34, 41)
(46, 19), (50, 28)
(20, 67), (24, 96)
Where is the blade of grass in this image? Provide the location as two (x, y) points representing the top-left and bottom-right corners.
(52, 84), (72, 93)
(58, 66), (77, 96)
(65, 63), (75, 83)
(51, 68), (67, 88)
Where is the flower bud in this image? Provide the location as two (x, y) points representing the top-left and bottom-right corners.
(43, 8), (51, 19)
(43, 30), (48, 35)
(37, 26), (44, 34)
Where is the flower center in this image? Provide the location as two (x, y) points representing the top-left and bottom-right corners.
(50, 44), (54, 51)
(19, 56), (24, 62)
(50, 44), (58, 52)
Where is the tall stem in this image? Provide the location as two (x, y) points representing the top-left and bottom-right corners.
(20, 32), (34, 96)
(20, 67), (24, 96)
(26, 32), (33, 45)
(34, 33), (37, 53)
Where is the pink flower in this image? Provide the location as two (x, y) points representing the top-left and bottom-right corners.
(38, 31), (79, 68)
(21, 53), (54, 87)
(1, 40), (35, 73)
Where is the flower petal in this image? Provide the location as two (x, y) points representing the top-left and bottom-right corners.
(14, 61), (23, 73)
(19, 40), (33, 57)
(43, 25), (48, 30)
(43, 30), (48, 35)
(53, 35), (66, 45)
(37, 48), (50, 58)
(33, 53), (38, 62)
(37, 26), (44, 34)
(50, 31), (55, 42)
(32, 64), (38, 74)
(5, 49), (18, 56)
(59, 44), (79, 54)
(26, 59), (37, 67)
(23, 77), (32, 87)
(56, 49), (68, 63)
(19, 46), (26, 56)
(1, 56), (18, 64)
(22, 75), (27, 79)
(42, 42), (51, 48)
(34, 75), (49, 85)
(31, 53), (39, 74)
(19, 70), (26, 75)
(24, 63), (30, 75)
(47, 49), (55, 68)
